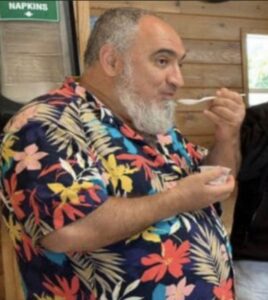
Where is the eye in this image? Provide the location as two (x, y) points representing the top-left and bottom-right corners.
(179, 63), (183, 69)
(155, 57), (169, 68)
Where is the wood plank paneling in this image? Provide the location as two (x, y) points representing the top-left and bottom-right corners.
(4, 54), (64, 83)
(182, 64), (242, 88)
(2, 23), (61, 54)
(180, 0), (268, 19)
(184, 40), (241, 64)
(90, 0), (268, 19)
(222, 196), (236, 234)
(91, 8), (268, 41)
(160, 13), (268, 41)
(89, 1), (181, 13)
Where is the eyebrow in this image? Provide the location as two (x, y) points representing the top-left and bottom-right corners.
(152, 48), (187, 63)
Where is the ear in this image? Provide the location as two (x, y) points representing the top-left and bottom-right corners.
(99, 44), (123, 77)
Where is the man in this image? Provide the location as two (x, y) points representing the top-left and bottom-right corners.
(0, 7), (245, 300)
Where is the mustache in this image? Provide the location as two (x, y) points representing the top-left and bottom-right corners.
(162, 86), (178, 97)
(167, 83), (178, 93)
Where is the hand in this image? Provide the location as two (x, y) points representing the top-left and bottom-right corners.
(203, 88), (246, 142)
(172, 167), (235, 212)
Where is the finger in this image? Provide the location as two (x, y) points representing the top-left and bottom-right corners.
(204, 101), (245, 127)
(210, 97), (242, 112)
(216, 88), (244, 105)
(203, 108), (232, 126)
(209, 90), (245, 114)
(204, 107), (239, 125)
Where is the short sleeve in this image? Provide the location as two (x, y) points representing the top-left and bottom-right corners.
(0, 121), (108, 246)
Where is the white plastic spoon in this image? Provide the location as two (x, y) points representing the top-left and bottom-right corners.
(176, 93), (246, 105)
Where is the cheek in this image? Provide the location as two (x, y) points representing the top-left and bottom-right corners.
(131, 68), (164, 96)
(138, 80), (160, 98)
(138, 73), (163, 89)
(148, 73), (166, 90)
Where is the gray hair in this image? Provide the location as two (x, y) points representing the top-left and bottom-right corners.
(84, 7), (155, 66)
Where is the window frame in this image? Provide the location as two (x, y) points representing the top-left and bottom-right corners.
(241, 29), (268, 107)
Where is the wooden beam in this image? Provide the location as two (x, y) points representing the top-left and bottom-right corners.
(75, 1), (91, 71)
(1, 222), (24, 300)
(89, 1), (181, 13)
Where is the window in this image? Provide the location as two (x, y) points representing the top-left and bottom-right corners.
(242, 31), (268, 107)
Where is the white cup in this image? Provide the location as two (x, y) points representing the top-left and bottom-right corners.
(199, 165), (231, 185)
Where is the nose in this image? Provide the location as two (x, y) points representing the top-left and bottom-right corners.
(167, 65), (184, 88)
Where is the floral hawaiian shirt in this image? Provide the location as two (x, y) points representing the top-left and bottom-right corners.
(0, 78), (234, 300)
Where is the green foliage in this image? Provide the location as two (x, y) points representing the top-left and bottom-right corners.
(247, 34), (268, 89)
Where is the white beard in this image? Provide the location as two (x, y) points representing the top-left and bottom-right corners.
(117, 62), (175, 136)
